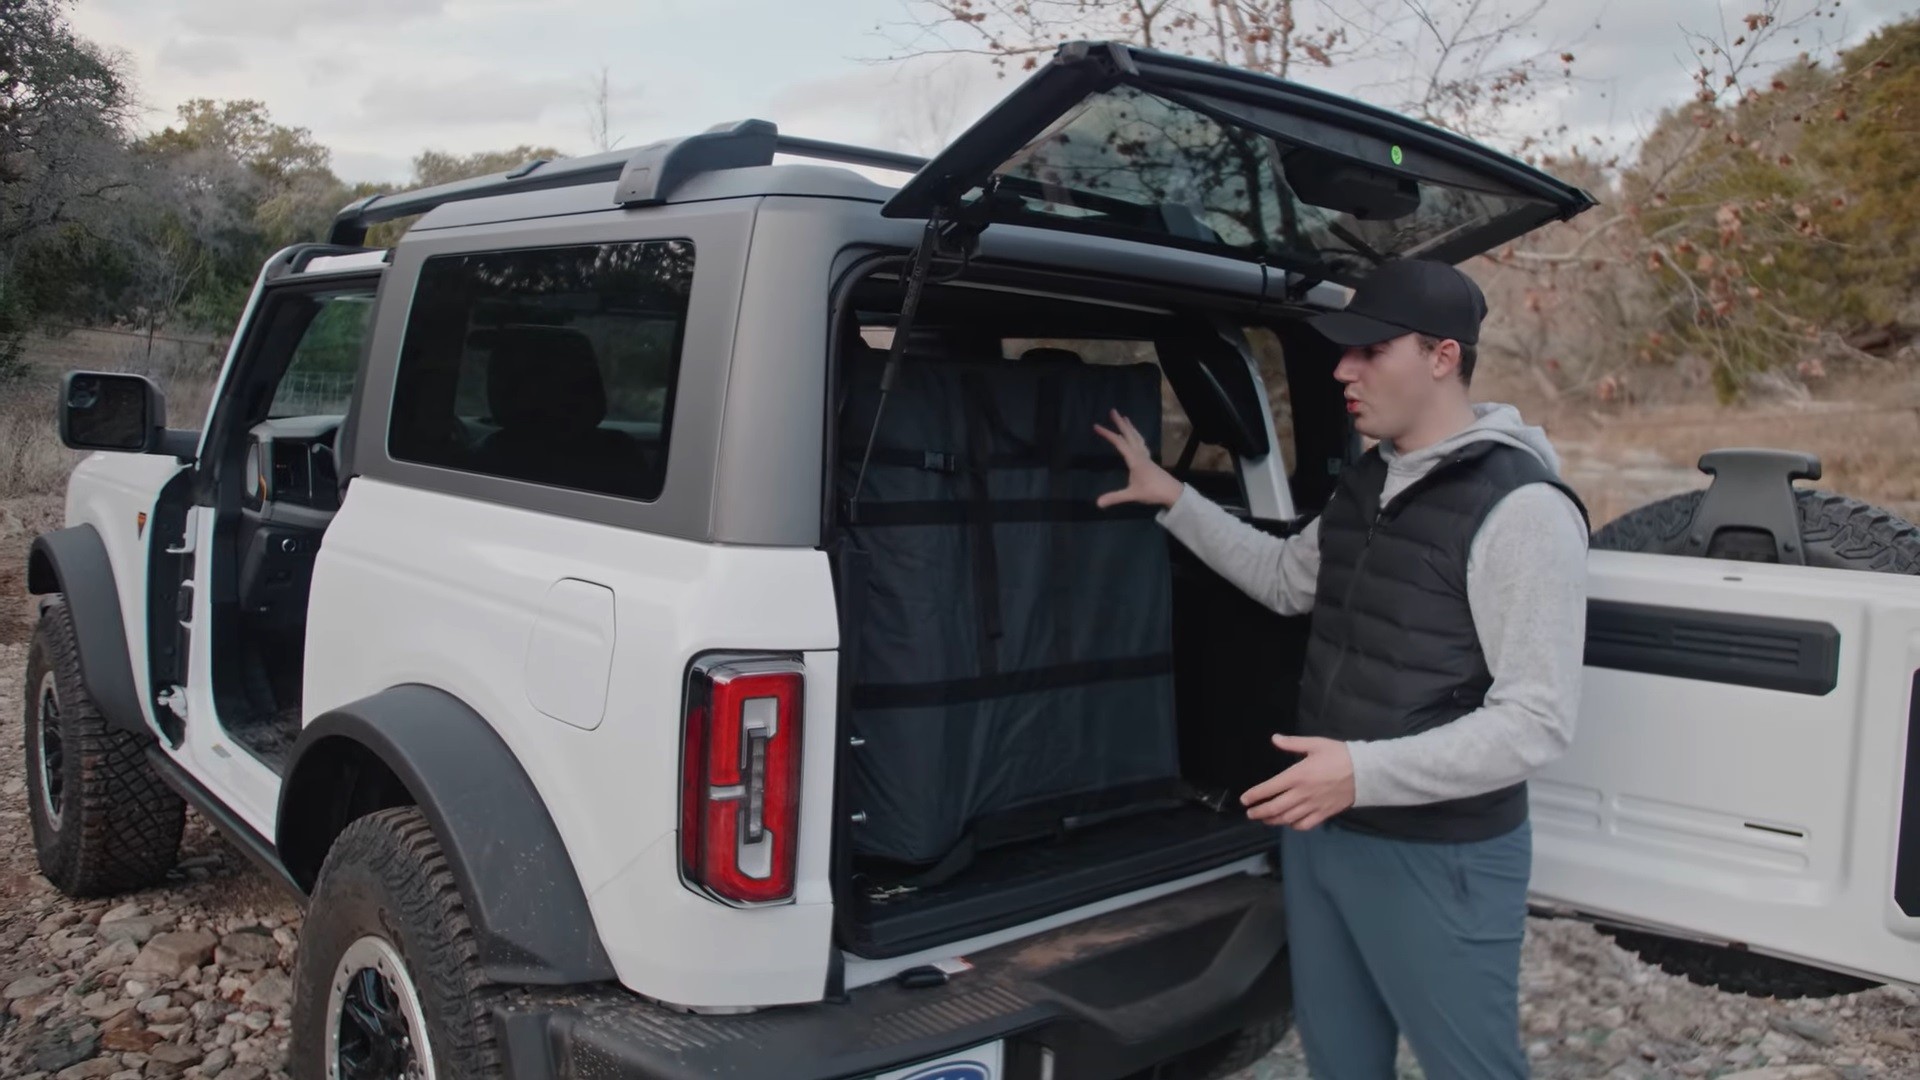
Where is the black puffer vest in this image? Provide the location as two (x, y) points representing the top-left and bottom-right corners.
(1297, 439), (1587, 842)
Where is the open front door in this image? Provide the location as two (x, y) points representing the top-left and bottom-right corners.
(1533, 545), (1920, 991)
(883, 41), (1595, 287)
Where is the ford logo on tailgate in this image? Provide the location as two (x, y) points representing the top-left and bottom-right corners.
(899, 1064), (991, 1080)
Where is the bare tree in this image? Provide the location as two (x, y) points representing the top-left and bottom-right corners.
(584, 66), (625, 154)
(882, 0), (1591, 143)
(881, 62), (977, 156)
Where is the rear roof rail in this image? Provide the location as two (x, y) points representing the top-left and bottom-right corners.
(327, 120), (929, 245)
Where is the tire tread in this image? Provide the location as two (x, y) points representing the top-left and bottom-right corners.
(25, 597), (184, 897)
(291, 806), (504, 1079)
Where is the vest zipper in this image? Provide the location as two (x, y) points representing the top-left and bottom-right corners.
(1316, 503), (1385, 724)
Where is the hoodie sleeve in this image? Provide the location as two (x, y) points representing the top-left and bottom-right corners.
(1155, 485), (1319, 616)
(1345, 482), (1588, 807)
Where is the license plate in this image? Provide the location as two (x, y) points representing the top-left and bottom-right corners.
(869, 1040), (1004, 1080)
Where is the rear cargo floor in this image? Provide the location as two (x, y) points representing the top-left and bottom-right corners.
(844, 804), (1274, 959)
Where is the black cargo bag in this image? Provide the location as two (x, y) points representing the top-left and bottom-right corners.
(836, 345), (1181, 869)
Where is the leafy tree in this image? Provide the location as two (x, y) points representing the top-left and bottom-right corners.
(1803, 18), (1920, 330)
(0, 0), (135, 249)
(411, 146), (564, 187)
(358, 146), (567, 246)
(133, 99), (354, 330)
(0, 0), (140, 368)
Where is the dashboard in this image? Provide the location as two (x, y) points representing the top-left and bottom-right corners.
(245, 416), (345, 513)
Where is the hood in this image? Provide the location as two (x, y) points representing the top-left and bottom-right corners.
(1379, 402), (1563, 480)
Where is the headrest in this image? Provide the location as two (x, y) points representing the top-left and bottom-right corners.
(1021, 347), (1085, 366)
(486, 325), (606, 433)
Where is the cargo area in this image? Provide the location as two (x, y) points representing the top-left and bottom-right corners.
(827, 265), (1348, 958)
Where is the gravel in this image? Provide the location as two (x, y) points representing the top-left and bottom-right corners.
(4, 611), (1915, 1078)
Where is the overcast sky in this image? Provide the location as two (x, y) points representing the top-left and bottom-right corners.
(70, 0), (1910, 187)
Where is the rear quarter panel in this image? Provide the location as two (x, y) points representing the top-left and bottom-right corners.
(304, 479), (843, 1007)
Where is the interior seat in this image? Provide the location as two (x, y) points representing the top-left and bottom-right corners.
(473, 325), (653, 497)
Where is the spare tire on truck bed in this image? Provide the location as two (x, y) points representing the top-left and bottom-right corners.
(1588, 482), (1920, 997)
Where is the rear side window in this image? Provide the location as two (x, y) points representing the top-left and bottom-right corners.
(388, 240), (694, 502)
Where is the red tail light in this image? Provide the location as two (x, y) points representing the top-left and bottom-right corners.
(680, 657), (804, 905)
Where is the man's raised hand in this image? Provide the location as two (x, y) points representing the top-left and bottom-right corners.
(1093, 409), (1184, 509)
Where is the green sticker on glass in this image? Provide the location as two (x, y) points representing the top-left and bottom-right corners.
(1391, 145), (1404, 166)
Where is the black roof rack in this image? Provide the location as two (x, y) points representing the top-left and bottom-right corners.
(327, 120), (929, 245)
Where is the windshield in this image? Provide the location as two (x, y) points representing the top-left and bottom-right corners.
(975, 83), (1556, 283)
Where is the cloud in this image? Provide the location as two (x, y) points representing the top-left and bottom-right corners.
(329, 149), (415, 187)
(354, 74), (575, 129)
(98, 0), (446, 39)
(767, 54), (1001, 156)
(155, 36), (246, 76)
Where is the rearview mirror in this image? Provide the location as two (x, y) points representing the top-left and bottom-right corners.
(59, 371), (197, 460)
(1284, 147), (1421, 221)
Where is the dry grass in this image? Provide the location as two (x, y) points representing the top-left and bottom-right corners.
(0, 388), (82, 499)
(0, 327), (223, 501)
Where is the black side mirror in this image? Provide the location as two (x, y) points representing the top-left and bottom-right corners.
(59, 371), (197, 461)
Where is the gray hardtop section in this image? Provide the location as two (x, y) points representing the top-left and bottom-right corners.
(351, 180), (1330, 548)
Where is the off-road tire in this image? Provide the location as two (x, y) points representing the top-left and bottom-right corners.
(24, 597), (185, 896)
(1599, 927), (1878, 999)
(1147, 1017), (1291, 1079)
(1593, 488), (1920, 570)
(289, 807), (504, 1080)
(1591, 486), (1917, 998)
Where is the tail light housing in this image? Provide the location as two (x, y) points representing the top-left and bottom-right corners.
(680, 657), (804, 905)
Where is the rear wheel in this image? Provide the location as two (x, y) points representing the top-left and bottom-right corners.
(24, 597), (185, 896)
(1598, 927), (1877, 999)
(290, 807), (502, 1080)
(1591, 486), (1919, 998)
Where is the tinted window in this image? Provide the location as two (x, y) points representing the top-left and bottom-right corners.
(982, 84), (1554, 282)
(388, 241), (694, 502)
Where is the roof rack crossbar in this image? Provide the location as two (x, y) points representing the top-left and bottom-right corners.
(772, 136), (926, 174)
(326, 121), (930, 246)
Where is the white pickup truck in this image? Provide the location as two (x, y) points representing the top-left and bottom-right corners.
(24, 38), (1920, 1080)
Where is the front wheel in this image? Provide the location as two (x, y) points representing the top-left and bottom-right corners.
(25, 596), (185, 896)
(289, 808), (504, 1079)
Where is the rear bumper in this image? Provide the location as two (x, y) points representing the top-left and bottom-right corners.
(494, 871), (1290, 1080)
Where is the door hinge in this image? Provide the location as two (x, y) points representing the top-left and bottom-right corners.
(157, 686), (190, 722)
(165, 506), (200, 556)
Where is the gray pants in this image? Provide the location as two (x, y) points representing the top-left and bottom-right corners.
(1279, 819), (1531, 1079)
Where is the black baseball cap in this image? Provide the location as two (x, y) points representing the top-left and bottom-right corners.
(1307, 259), (1488, 348)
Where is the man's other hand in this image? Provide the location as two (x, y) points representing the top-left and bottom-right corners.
(1093, 409), (1184, 509)
(1240, 735), (1356, 831)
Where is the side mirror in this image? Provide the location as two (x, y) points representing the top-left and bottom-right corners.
(59, 371), (197, 461)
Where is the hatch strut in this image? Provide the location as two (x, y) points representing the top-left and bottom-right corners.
(846, 186), (1000, 517)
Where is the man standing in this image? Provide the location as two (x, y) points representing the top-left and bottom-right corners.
(1095, 259), (1589, 1079)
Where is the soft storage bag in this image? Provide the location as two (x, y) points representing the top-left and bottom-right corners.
(837, 344), (1180, 867)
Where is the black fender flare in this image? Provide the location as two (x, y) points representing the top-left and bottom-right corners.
(277, 685), (617, 986)
(27, 525), (151, 740)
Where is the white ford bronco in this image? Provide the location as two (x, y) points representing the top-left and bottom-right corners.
(24, 39), (1920, 1080)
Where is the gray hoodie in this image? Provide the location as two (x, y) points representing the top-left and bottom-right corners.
(1156, 402), (1590, 809)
